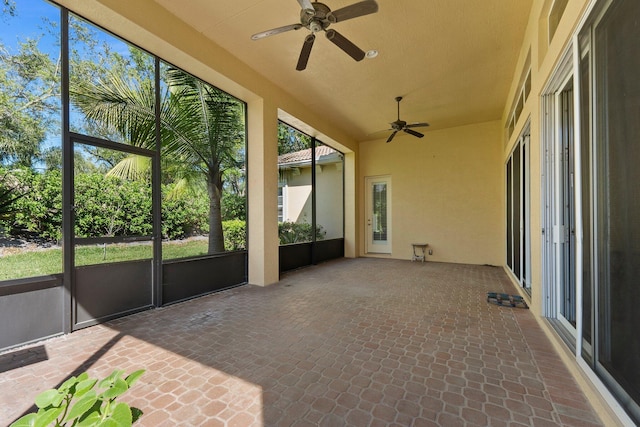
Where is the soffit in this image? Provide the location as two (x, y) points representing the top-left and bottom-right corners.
(152, 0), (533, 142)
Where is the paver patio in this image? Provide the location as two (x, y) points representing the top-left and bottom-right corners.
(0, 258), (604, 426)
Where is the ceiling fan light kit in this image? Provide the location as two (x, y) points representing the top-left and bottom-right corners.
(251, 0), (379, 71)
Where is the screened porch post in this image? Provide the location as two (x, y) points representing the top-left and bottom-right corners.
(247, 98), (280, 286)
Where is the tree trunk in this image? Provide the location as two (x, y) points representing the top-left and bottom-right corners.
(207, 170), (225, 254)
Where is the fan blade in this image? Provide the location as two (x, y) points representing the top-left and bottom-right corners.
(329, 0), (379, 23)
(404, 128), (424, 138)
(251, 23), (303, 40)
(386, 131), (398, 143)
(325, 29), (365, 61)
(297, 0), (315, 15)
(406, 122), (430, 128)
(296, 34), (315, 71)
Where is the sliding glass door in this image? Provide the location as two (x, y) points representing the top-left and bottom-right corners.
(506, 128), (530, 291)
(590, 0), (640, 415)
(541, 0), (640, 421)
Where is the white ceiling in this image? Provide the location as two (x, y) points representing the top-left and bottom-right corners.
(152, 0), (533, 142)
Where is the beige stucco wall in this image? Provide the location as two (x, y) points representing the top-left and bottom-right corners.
(359, 121), (504, 266)
(282, 169), (313, 224)
(316, 163), (344, 240)
(282, 162), (344, 240)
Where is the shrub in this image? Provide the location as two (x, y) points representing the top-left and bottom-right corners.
(74, 174), (152, 238)
(11, 168), (62, 241)
(161, 185), (209, 239)
(222, 219), (246, 250)
(221, 192), (246, 221)
(5, 170), (214, 241)
(278, 221), (325, 244)
(9, 170), (156, 241)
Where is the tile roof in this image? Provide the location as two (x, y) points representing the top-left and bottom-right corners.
(278, 146), (336, 165)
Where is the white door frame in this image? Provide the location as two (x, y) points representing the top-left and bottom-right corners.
(365, 175), (392, 254)
(541, 46), (578, 338)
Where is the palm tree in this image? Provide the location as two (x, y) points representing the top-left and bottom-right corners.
(71, 64), (245, 253)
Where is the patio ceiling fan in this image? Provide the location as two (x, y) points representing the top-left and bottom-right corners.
(386, 96), (430, 143)
(250, 0), (378, 71)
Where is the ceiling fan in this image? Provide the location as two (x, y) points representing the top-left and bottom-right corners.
(251, 0), (378, 71)
(386, 96), (430, 143)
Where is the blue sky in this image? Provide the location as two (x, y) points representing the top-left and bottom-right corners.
(1, 0), (132, 58)
(0, 0), (60, 51)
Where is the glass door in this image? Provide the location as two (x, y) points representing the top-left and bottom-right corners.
(365, 176), (392, 254)
(559, 80), (576, 330)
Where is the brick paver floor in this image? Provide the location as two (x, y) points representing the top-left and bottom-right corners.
(0, 258), (605, 426)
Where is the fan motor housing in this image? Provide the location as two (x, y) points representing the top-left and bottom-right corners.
(301, 2), (333, 32)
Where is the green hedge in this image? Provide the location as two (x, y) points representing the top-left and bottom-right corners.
(1, 168), (321, 249)
(161, 183), (209, 240)
(74, 173), (152, 238)
(278, 221), (325, 244)
(10, 168), (62, 240)
(2, 168), (215, 241)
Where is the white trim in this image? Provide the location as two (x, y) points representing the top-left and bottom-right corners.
(571, 32), (584, 359)
(541, 93), (554, 317)
(577, 359), (637, 427)
(278, 183), (288, 222)
(522, 134), (531, 289)
(541, 42), (575, 321)
(541, 42), (576, 327)
(552, 78), (564, 324)
(365, 175), (392, 254)
(541, 44), (574, 95)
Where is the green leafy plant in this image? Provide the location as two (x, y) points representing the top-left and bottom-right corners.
(0, 170), (26, 222)
(278, 221), (326, 244)
(222, 219), (246, 250)
(221, 192), (246, 222)
(73, 174), (153, 238)
(10, 168), (63, 241)
(11, 369), (145, 427)
(161, 183), (209, 240)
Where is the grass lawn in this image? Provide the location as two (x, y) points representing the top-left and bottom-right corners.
(0, 239), (210, 281)
(0, 249), (63, 281)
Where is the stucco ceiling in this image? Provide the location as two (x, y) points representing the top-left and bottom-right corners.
(152, 0), (533, 142)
